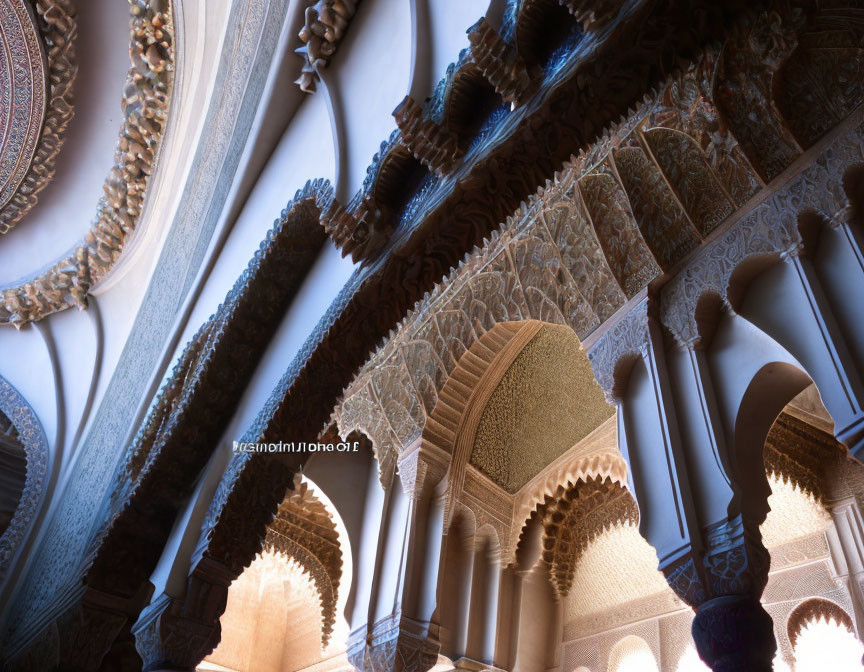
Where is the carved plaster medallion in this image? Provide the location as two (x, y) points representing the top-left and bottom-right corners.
(0, 0), (47, 214)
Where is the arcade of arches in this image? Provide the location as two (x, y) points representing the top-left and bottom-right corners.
(5, 1), (864, 672)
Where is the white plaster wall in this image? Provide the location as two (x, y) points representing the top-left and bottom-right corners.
(171, 0), (500, 436)
(175, 90), (339, 347)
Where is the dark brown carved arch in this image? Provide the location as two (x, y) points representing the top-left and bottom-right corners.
(62, 179), (334, 670)
(787, 598), (855, 650)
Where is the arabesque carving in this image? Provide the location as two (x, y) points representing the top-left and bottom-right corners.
(0, 0), (173, 327)
(336, 0), (864, 498)
(514, 477), (638, 599)
(264, 474), (343, 647)
(0, 0), (76, 235)
(295, 0), (361, 93)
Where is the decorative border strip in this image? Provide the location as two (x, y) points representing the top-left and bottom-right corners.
(0, 376), (49, 584)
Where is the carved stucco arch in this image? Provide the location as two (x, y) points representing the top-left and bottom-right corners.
(0, 375), (49, 583)
(509, 447), (629, 557)
(43, 179), (336, 630)
(732, 361), (814, 525)
(422, 319), (544, 527)
(786, 597), (856, 650)
(511, 475), (638, 599)
(262, 474), (344, 648)
(333, 6), (864, 474)
(662, 79), (864, 349)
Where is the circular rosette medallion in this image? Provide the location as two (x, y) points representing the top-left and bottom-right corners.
(0, 0), (47, 211)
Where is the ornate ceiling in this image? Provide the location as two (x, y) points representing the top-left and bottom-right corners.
(471, 324), (614, 493)
(0, 0), (173, 327)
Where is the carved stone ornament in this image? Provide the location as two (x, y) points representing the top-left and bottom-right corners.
(295, 0), (360, 93)
(514, 477), (638, 598)
(263, 473), (343, 647)
(661, 515), (771, 609)
(0, 0), (173, 327)
(348, 615), (440, 672)
(0, 0), (76, 235)
(0, 375), (49, 584)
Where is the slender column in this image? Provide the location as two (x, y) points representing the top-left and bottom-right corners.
(414, 493), (445, 623)
(786, 252), (864, 454)
(351, 448), (446, 672)
(481, 559), (500, 665)
(504, 567), (524, 671)
(827, 497), (864, 638)
(453, 542), (476, 660)
(590, 301), (776, 671)
(349, 453), (388, 635)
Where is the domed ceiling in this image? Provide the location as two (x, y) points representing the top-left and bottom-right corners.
(470, 323), (615, 493)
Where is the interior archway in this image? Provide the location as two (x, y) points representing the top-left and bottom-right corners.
(788, 599), (863, 671)
(201, 475), (349, 672)
(607, 635), (658, 672)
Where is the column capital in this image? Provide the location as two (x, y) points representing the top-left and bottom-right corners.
(661, 516), (770, 609)
(132, 564), (230, 672)
(348, 615), (441, 672)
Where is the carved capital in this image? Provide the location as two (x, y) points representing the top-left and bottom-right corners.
(586, 300), (649, 404)
(349, 615), (440, 672)
(662, 516), (770, 609)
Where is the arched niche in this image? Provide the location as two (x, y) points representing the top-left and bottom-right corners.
(787, 598), (863, 671)
(607, 635), (658, 672)
(0, 375), (48, 583)
(201, 474), (350, 672)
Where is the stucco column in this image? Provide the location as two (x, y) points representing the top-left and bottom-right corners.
(827, 496), (864, 639)
(453, 543), (476, 660)
(589, 301), (776, 672)
(502, 566), (524, 670)
(481, 558), (501, 664)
